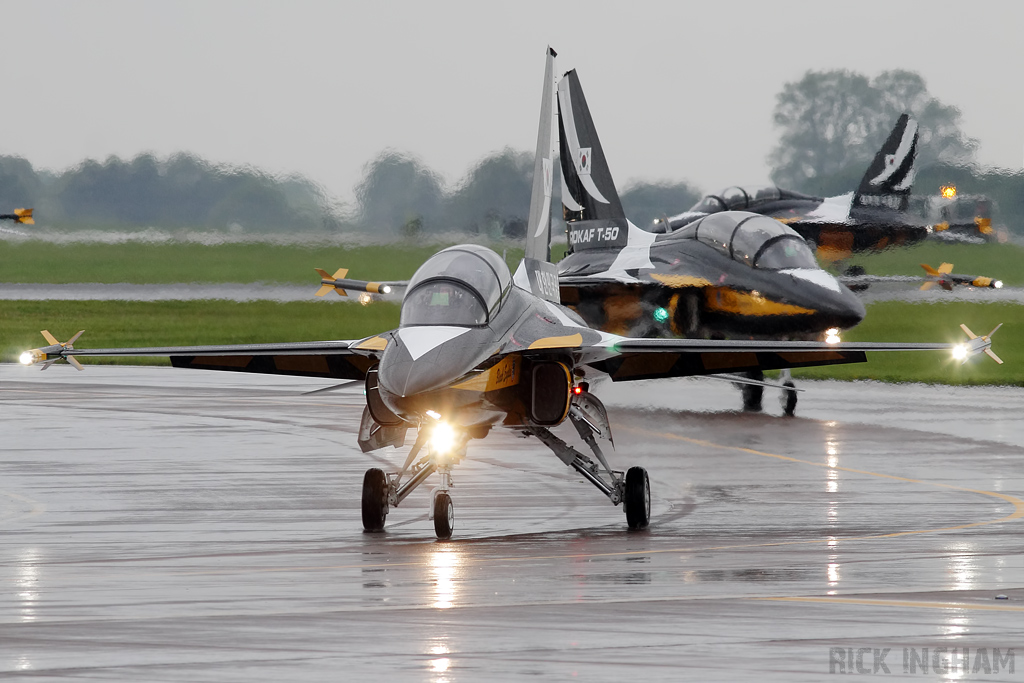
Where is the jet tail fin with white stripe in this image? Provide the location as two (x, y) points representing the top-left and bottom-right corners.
(852, 113), (918, 215)
(557, 69), (630, 254)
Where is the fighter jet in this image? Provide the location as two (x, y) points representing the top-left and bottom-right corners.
(21, 239), (981, 539)
(526, 53), (999, 416)
(17, 52), (999, 540)
(657, 115), (926, 262)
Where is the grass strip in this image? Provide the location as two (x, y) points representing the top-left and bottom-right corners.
(0, 241), (526, 285)
(791, 301), (1022, 385)
(0, 299), (400, 366)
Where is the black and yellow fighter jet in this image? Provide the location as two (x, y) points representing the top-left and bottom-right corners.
(656, 115), (926, 262)
(525, 53), (999, 416)
(20, 242), (977, 540)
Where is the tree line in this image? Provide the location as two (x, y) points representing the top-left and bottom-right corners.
(0, 148), (700, 237)
(768, 69), (1024, 233)
(1, 67), (1019, 235)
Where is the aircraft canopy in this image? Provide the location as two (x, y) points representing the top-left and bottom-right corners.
(400, 245), (511, 327)
(690, 185), (782, 213)
(683, 212), (818, 270)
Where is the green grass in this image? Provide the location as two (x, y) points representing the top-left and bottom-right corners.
(0, 241), (526, 284)
(791, 301), (1023, 385)
(0, 299), (400, 366)
(830, 241), (1024, 286)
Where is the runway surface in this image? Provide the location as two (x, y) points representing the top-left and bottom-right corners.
(2, 365), (1023, 681)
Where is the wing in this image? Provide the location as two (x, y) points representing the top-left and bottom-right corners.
(584, 337), (952, 382)
(21, 334), (391, 380)
(525, 326), (958, 382)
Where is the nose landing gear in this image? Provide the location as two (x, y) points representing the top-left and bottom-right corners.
(359, 428), (462, 540)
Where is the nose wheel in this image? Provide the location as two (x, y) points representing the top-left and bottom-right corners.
(432, 491), (454, 540)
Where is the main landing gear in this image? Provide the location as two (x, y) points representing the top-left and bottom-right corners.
(779, 368), (798, 417)
(736, 368), (798, 417)
(359, 391), (651, 540)
(530, 390), (650, 530)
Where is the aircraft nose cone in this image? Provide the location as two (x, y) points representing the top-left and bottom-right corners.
(376, 326), (483, 399)
(829, 286), (866, 329)
(378, 355), (457, 398)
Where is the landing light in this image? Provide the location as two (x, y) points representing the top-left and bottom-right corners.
(653, 307), (669, 323)
(429, 421), (457, 456)
(994, 280), (1004, 289)
(825, 328), (841, 344)
(952, 344), (969, 361)
(19, 351), (34, 366)
(381, 285), (392, 295)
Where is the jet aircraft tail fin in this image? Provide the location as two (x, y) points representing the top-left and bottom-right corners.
(557, 69), (630, 255)
(852, 114), (918, 215)
(525, 47), (559, 264)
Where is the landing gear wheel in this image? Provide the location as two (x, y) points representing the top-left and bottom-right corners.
(781, 381), (798, 417)
(361, 468), (388, 532)
(433, 491), (454, 540)
(741, 371), (764, 412)
(624, 466), (651, 530)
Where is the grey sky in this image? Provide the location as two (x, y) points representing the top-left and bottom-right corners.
(3, 0), (1022, 206)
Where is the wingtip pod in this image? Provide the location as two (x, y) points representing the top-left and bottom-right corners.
(20, 330), (85, 370)
(313, 267), (392, 298)
(953, 323), (1003, 365)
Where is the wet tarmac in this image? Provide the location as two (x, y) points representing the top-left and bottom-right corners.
(2, 365), (1022, 681)
(0, 283), (325, 303)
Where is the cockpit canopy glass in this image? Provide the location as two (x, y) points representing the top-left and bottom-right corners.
(399, 245), (511, 327)
(691, 212), (818, 270)
(687, 185), (782, 214)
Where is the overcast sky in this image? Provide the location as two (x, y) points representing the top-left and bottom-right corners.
(3, 0), (1022, 205)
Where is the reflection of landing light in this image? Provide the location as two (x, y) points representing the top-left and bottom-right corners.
(947, 544), (976, 591)
(430, 547), (461, 609)
(827, 562), (840, 586)
(826, 439), (839, 493)
(17, 548), (40, 622)
(826, 537), (840, 594)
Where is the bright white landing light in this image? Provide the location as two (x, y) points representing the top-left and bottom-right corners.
(825, 328), (841, 344)
(994, 280), (1004, 289)
(952, 344), (969, 361)
(429, 422), (457, 455)
(19, 351), (34, 365)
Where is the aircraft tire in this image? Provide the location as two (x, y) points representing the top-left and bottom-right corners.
(624, 466), (650, 530)
(433, 492), (454, 540)
(782, 381), (798, 417)
(741, 371), (764, 412)
(361, 468), (388, 532)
